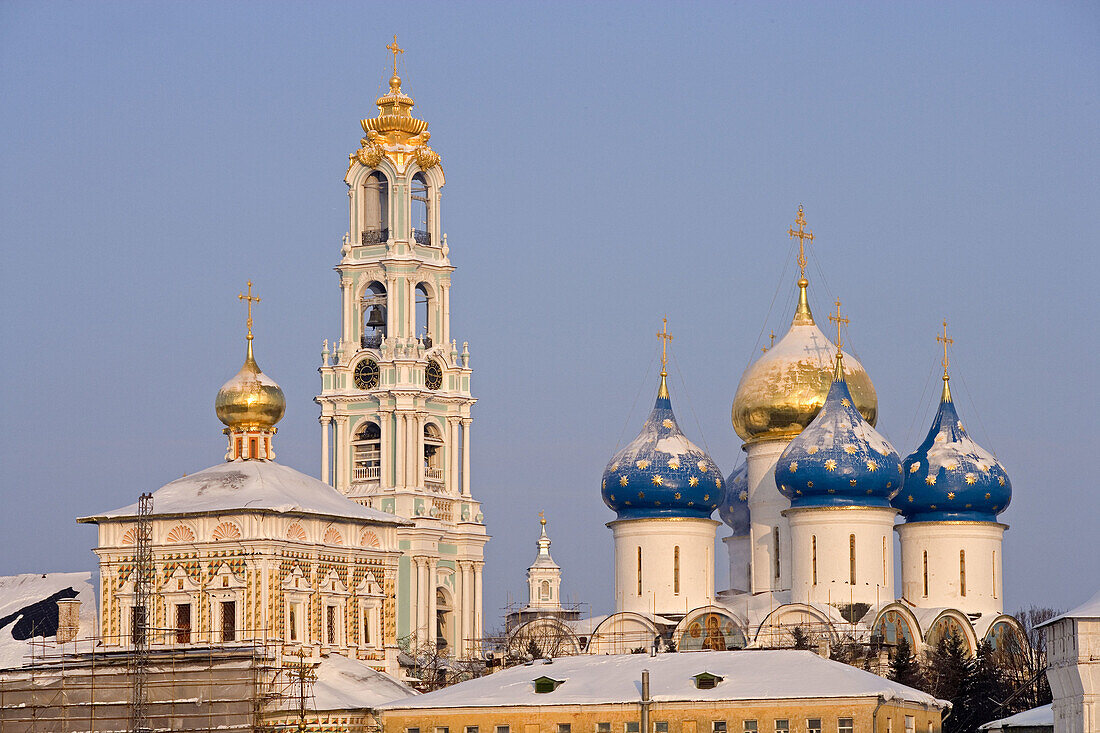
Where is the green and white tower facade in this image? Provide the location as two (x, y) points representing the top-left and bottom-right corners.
(316, 42), (488, 658)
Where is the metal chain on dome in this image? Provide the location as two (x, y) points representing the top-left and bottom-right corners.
(669, 348), (714, 457)
(611, 343), (659, 452)
(902, 356), (941, 452)
(743, 232), (797, 372)
(953, 359), (1000, 461)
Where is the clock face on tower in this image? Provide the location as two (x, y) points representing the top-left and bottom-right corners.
(425, 360), (443, 390)
(353, 359), (380, 390)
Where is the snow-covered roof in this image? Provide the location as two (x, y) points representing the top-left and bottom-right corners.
(978, 704), (1053, 730)
(78, 460), (406, 525)
(310, 653), (418, 710)
(379, 650), (947, 710)
(0, 572), (98, 669)
(1038, 589), (1100, 628)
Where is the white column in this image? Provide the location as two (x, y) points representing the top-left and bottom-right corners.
(461, 419), (471, 497)
(463, 561), (475, 656)
(379, 408), (390, 488)
(320, 417), (331, 485)
(473, 562), (483, 651)
(406, 413), (416, 488)
(334, 416), (349, 493)
(385, 276), (397, 339)
(446, 418), (458, 495)
(442, 284), (450, 347)
(453, 561), (464, 656)
(415, 414), (425, 488)
(427, 559), (438, 647)
(341, 277), (354, 347)
(394, 413), (405, 488)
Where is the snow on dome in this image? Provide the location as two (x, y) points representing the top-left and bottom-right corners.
(79, 460), (405, 525)
(717, 462), (750, 535)
(897, 385), (1011, 523)
(775, 357), (902, 509)
(732, 281), (877, 444)
(378, 650), (947, 710)
(602, 380), (724, 520)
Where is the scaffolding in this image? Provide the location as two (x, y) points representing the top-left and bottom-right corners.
(0, 631), (325, 733)
(128, 492), (153, 733)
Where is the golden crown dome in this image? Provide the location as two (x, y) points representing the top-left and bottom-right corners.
(731, 278), (878, 444)
(215, 338), (286, 430)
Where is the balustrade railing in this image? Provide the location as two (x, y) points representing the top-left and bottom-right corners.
(413, 229), (432, 246)
(354, 464), (381, 481)
(361, 228), (389, 245)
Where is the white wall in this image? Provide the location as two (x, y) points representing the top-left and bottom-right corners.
(746, 441), (791, 594)
(609, 517), (719, 617)
(895, 521), (1005, 616)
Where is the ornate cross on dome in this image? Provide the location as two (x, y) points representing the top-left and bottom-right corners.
(937, 319), (954, 378)
(239, 281), (261, 341)
(539, 510), (546, 526)
(387, 35), (404, 77)
(828, 298), (848, 351)
(788, 205), (815, 279)
(657, 317), (673, 374)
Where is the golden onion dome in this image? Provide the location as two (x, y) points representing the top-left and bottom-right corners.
(215, 338), (286, 430)
(731, 279), (878, 444)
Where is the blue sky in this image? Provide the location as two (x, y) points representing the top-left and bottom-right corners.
(1, 1), (1097, 621)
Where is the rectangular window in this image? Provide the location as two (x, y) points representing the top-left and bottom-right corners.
(812, 535), (818, 585)
(774, 721), (789, 733)
(711, 724), (726, 733)
(466, 728), (479, 733)
(288, 603), (299, 642)
(886, 718), (892, 733)
(176, 603), (191, 644)
(495, 727), (509, 733)
(849, 534), (857, 585)
(923, 551), (929, 597)
(221, 600), (236, 642)
(838, 719), (854, 733)
(408, 729), (420, 733)
(558, 725), (571, 733)
(363, 607), (371, 644)
(655, 724), (669, 733)
(743, 723), (758, 733)
(637, 547), (643, 596)
(883, 536), (888, 586)
(436, 728), (449, 733)
(905, 716), (915, 733)
(249, 436), (258, 457)
(674, 546), (680, 595)
(627, 724), (640, 733)
(326, 605), (338, 645)
(807, 720), (822, 733)
(993, 550), (997, 598)
(130, 605), (147, 646)
(597, 725), (611, 733)
(773, 527), (781, 579)
(960, 550), (967, 596)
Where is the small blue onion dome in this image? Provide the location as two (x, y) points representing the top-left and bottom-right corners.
(717, 462), (750, 536)
(895, 376), (1011, 522)
(602, 374), (725, 520)
(775, 353), (903, 509)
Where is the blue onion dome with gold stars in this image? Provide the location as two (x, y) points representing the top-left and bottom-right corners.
(895, 370), (1011, 523)
(717, 462), (750, 536)
(775, 352), (902, 509)
(602, 373), (725, 520)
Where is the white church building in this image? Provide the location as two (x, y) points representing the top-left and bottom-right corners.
(510, 210), (1028, 662)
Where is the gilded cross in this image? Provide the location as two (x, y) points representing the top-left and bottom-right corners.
(539, 511), (546, 526)
(657, 317), (673, 374)
(828, 298), (848, 350)
(937, 319), (954, 377)
(239, 281), (261, 340)
(386, 35), (405, 77)
(762, 330), (775, 353)
(788, 205), (814, 279)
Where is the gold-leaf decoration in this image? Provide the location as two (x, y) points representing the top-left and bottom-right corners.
(414, 145), (441, 170)
(357, 143), (384, 168)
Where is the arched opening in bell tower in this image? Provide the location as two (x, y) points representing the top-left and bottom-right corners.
(361, 282), (387, 348)
(415, 283), (434, 347)
(352, 422), (381, 483)
(411, 172), (431, 245)
(435, 587), (452, 650)
(362, 171), (389, 244)
(423, 422), (445, 488)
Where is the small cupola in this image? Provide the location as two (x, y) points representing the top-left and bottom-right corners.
(774, 301), (902, 508)
(896, 322), (1011, 522)
(717, 462), (750, 536)
(601, 320), (725, 520)
(215, 282), (285, 461)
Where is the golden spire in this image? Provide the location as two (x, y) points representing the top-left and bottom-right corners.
(788, 206), (816, 325)
(238, 280), (261, 359)
(828, 298), (849, 380)
(937, 319), (954, 402)
(657, 317), (673, 399)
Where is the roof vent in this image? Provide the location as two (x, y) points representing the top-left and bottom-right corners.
(693, 672), (723, 690)
(534, 675), (564, 693)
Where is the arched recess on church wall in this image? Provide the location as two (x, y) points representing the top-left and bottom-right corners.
(211, 521), (242, 542)
(870, 603), (922, 649)
(164, 523), (197, 544)
(359, 529), (382, 548)
(982, 615), (1028, 658)
(587, 612), (661, 655)
(673, 606), (747, 651)
(321, 524), (345, 546)
(434, 581), (456, 652)
(507, 617), (582, 659)
(753, 603), (839, 647)
(923, 609), (978, 656)
(285, 521), (309, 543)
(414, 280), (439, 345)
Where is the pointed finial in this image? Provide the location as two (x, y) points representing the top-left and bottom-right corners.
(937, 319), (955, 402)
(828, 299), (849, 380)
(386, 35), (404, 78)
(539, 511), (546, 526)
(656, 317), (673, 399)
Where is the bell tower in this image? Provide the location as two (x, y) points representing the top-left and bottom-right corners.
(316, 39), (487, 658)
